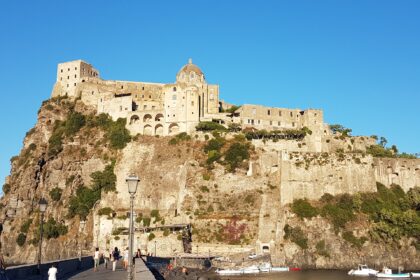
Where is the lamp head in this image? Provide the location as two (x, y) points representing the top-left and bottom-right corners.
(39, 198), (48, 213)
(126, 174), (140, 195)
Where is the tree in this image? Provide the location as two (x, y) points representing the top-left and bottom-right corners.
(379, 137), (388, 148)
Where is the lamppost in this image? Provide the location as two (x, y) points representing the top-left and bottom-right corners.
(79, 220), (86, 262)
(37, 198), (48, 273)
(126, 174), (140, 280)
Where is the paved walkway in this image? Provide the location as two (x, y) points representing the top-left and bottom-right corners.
(65, 258), (158, 280)
(67, 265), (127, 279)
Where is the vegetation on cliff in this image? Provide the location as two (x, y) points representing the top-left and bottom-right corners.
(290, 183), (420, 250)
(67, 161), (116, 220)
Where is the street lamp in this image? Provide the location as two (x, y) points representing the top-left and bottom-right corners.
(126, 174), (140, 280)
(79, 220), (86, 263)
(37, 198), (48, 273)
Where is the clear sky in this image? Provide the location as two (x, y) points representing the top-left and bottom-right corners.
(1, 0), (419, 188)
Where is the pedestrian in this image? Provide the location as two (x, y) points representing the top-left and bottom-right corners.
(112, 247), (120, 272)
(93, 247), (100, 272)
(48, 263), (58, 280)
(136, 249), (142, 258)
(123, 247), (129, 270)
(103, 248), (111, 269)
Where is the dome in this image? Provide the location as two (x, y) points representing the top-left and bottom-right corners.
(176, 58), (205, 83)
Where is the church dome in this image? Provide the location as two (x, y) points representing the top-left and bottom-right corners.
(176, 58), (205, 83)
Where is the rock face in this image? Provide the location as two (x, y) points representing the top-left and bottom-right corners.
(1, 97), (419, 269)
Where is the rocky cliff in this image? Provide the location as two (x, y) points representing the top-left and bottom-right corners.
(1, 96), (419, 269)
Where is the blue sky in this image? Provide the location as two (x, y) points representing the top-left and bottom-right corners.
(1, 0), (419, 188)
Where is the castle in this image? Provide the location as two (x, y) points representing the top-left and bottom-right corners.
(51, 59), (326, 140)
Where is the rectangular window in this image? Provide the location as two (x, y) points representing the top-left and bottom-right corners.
(267, 109), (271, 115)
(290, 112), (293, 117)
(74, 83), (76, 86)
(270, 121), (272, 125)
(144, 105), (147, 109)
(60, 69), (63, 73)
(279, 111), (282, 116)
(191, 101), (194, 106)
(292, 122), (295, 127)
(75, 67), (77, 70)
(67, 84), (69, 88)
(258, 120), (260, 124)
(74, 74), (77, 78)
(251, 119), (254, 125)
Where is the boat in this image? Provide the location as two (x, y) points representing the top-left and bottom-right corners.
(375, 267), (410, 278)
(242, 265), (260, 274)
(216, 269), (243, 275)
(258, 262), (272, 272)
(271, 267), (290, 272)
(411, 273), (420, 278)
(348, 264), (378, 276)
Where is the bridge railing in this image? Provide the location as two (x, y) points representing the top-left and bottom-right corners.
(5, 256), (93, 280)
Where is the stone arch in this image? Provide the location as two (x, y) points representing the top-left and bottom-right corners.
(144, 125), (153, 136)
(143, 114), (152, 123)
(155, 124), (164, 136)
(168, 123), (179, 135)
(130, 115), (140, 124)
(155, 113), (164, 122)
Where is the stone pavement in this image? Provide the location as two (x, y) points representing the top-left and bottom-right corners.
(67, 265), (127, 279)
(65, 258), (158, 280)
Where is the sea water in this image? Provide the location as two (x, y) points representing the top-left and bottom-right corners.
(220, 270), (354, 280)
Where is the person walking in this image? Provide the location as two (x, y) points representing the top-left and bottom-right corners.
(48, 263), (58, 280)
(103, 248), (111, 269)
(93, 247), (100, 272)
(112, 247), (119, 272)
(123, 247), (129, 270)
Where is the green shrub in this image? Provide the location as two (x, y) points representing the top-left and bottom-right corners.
(244, 194), (255, 204)
(163, 228), (170, 237)
(112, 227), (126, 235)
(20, 219), (33, 234)
(343, 231), (367, 249)
(43, 218), (68, 239)
(48, 125), (64, 157)
(107, 118), (131, 149)
(142, 217), (151, 227)
(315, 240), (330, 257)
(90, 161), (116, 193)
(284, 224), (308, 249)
(67, 186), (101, 220)
(98, 207), (114, 216)
(2, 183), (11, 194)
(150, 210), (161, 222)
(64, 112), (86, 136)
(200, 185), (210, 192)
(206, 150), (222, 165)
(204, 138), (225, 153)
(321, 204), (354, 229)
(366, 145), (394, 158)
(16, 233), (26, 246)
(224, 142), (250, 171)
(225, 105), (240, 113)
(228, 123), (242, 132)
(49, 187), (62, 201)
(148, 233), (156, 241)
(169, 132), (192, 145)
(196, 122), (226, 132)
(291, 199), (318, 220)
(135, 213), (143, 223)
